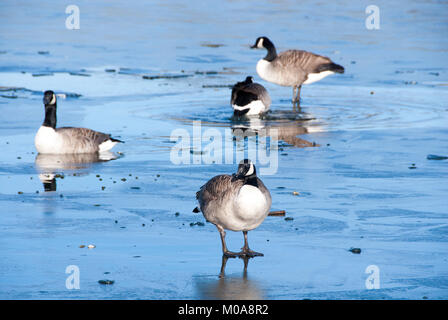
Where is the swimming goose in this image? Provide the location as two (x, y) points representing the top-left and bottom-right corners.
(251, 36), (344, 104)
(35, 90), (123, 154)
(231, 76), (271, 117)
(194, 159), (272, 257)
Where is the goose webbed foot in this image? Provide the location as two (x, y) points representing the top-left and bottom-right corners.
(240, 231), (264, 257)
(223, 250), (245, 258)
(240, 248), (264, 257)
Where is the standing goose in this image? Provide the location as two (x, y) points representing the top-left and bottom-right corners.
(251, 36), (344, 104)
(231, 76), (271, 117)
(35, 90), (123, 154)
(194, 159), (272, 257)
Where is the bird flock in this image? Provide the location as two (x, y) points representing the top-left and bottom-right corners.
(35, 36), (344, 257)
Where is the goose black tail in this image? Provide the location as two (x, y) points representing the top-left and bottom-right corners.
(110, 137), (124, 143)
(317, 62), (345, 74)
(193, 207), (200, 213)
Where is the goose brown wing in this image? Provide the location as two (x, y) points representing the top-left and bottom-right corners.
(197, 174), (243, 211)
(57, 127), (113, 144)
(276, 50), (333, 74)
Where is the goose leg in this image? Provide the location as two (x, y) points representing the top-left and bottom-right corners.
(216, 225), (242, 258)
(295, 85), (302, 104)
(242, 256), (250, 278)
(241, 231), (263, 257)
(292, 86), (297, 104)
(219, 255), (229, 278)
(293, 85), (302, 112)
(220, 253), (250, 278)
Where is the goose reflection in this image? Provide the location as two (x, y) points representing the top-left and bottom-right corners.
(35, 151), (120, 191)
(195, 256), (264, 300)
(231, 113), (323, 148)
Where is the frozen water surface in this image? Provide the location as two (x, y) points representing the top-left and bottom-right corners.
(0, 0), (447, 299)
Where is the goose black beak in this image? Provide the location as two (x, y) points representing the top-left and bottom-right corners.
(250, 44), (257, 49)
(233, 163), (250, 181)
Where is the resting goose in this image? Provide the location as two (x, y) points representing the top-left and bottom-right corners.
(35, 90), (123, 154)
(194, 159), (272, 257)
(251, 36), (344, 104)
(231, 76), (271, 117)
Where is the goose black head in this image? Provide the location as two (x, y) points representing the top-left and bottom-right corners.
(244, 76), (254, 84)
(251, 37), (277, 61)
(43, 90), (57, 106)
(232, 159), (256, 181)
(251, 36), (274, 50)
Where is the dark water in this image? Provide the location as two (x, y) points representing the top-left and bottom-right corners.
(0, 0), (447, 299)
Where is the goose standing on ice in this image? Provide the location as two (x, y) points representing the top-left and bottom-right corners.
(231, 76), (271, 117)
(194, 159), (271, 257)
(35, 90), (123, 154)
(251, 36), (344, 105)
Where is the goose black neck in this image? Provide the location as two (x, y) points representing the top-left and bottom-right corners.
(43, 179), (57, 192)
(263, 41), (277, 62)
(244, 175), (258, 188)
(43, 104), (57, 129)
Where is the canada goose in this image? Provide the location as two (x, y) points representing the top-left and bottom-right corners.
(35, 90), (123, 154)
(194, 159), (272, 257)
(251, 36), (344, 104)
(231, 76), (271, 117)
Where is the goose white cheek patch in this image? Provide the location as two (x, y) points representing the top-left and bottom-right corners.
(246, 164), (254, 176)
